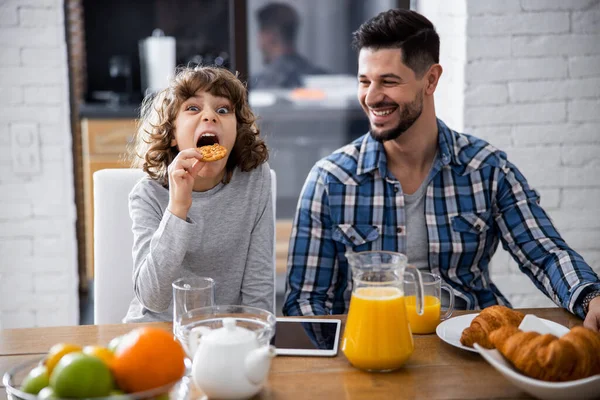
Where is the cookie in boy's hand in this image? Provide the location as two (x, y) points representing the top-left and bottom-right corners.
(197, 143), (227, 162)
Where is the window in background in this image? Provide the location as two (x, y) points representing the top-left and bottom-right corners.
(245, 0), (403, 219)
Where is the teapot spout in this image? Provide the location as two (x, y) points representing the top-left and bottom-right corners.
(244, 345), (276, 385)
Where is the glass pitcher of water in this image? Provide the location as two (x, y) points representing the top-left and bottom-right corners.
(341, 251), (424, 372)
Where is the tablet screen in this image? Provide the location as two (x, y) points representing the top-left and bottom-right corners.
(272, 319), (340, 352)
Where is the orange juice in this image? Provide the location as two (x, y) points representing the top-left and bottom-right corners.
(405, 295), (441, 334)
(342, 287), (414, 371)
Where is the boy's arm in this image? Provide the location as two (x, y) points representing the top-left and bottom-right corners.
(283, 167), (338, 316)
(240, 165), (275, 313)
(129, 184), (194, 313)
(494, 160), (600, 319)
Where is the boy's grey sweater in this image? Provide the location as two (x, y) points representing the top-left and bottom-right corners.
(124, 163), (274, 323)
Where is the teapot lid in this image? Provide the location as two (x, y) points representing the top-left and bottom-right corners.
(203, 318), (256, 345)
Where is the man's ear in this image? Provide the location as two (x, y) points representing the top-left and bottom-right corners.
(424, 64), (443, 95)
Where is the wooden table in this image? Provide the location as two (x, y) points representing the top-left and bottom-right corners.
(0, 308), (584, 399)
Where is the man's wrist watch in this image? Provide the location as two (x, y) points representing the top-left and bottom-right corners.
(582, 291), (600, 315)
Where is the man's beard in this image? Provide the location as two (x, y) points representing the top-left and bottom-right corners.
(369, 91), (423, 142)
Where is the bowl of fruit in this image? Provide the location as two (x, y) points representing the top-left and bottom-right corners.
(3, 327), (190, 400)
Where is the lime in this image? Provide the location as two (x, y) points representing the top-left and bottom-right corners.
(20, 365), (49, 394)
(37, 386), (57, 399)
(45, 343), (82, 375)
(50, 353), (113, 398)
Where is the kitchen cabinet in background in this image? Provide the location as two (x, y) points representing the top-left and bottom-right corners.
(81, 118), (136, 282)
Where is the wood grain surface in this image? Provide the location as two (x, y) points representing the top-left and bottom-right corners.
(0, 309), (584, 399)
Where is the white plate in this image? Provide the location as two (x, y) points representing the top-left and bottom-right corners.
(435, 313), (478, 352)
(475, 330), (600, 400)
(475, 314), (600, 400)
(435, 313), (569, 353)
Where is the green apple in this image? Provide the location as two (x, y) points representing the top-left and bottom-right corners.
(50, 353), (113, 398)
(20, 365), (49, 394)
(37, 386), (57, 399)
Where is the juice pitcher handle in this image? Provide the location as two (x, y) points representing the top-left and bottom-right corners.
(405, 266), (424, 316)
(440, 282), (455, 320)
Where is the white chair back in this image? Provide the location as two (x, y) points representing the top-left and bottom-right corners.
(93, 168), (145, 324)
(93, 168), (277, 324)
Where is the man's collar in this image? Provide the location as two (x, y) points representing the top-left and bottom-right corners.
(356, 118), (456, 176)
(436, 118), (455, 167)
(356, 134), (384, 176)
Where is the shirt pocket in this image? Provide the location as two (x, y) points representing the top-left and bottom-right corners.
(449, 211), (492, 254)
(451, 211), (491, 235)
(332, 224), (380, 251)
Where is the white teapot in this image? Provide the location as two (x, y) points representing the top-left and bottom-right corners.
(188, 317), (276, 399)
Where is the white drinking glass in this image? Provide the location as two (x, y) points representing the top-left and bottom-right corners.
(172, 277), (215, 340)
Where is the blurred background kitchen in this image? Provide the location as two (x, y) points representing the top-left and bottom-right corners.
(0, 0), (598, 328)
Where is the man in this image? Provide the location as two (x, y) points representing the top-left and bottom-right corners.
(252, 2), (327, 89)
(282, 8), (600, 331)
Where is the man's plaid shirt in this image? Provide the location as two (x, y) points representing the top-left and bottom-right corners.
(283, 119), (600, 319)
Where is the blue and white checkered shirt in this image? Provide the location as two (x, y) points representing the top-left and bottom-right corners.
(283, 119), (600, 319)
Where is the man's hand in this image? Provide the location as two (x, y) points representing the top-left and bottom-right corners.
(583, 295), (600, 332)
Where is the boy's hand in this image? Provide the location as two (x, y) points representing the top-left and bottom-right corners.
(167, 148), (205, 220)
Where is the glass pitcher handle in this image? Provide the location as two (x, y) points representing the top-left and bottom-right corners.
(405, 266), (424, 316)
(440, 282), (455, 320)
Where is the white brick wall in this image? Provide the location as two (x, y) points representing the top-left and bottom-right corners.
(418, 0), (600, 309)
(416, 0), (467, 130)
(0, 0), (78, 328)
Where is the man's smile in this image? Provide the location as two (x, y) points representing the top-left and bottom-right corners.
(369, 106), (398, 124)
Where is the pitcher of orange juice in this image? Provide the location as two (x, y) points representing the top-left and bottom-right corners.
(342, 251), (424, 372)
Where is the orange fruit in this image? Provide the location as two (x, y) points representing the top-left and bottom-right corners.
(45, 343), (82, 375)
(108, 334), (125, 353)
(82, 345), (114, 366)
(111, 327), (185, 393)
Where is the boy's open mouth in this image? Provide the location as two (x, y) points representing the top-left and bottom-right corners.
(196, 133), (219, 147)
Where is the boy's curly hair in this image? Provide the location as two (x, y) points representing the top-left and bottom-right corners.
(129, 66), (268, 185)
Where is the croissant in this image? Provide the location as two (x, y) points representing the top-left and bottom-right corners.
(460, 305), (525, 349)
(489, 325), (600, 382)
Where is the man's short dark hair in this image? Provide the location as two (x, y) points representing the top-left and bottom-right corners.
(256, 2), (299, 46)
(352, 9), (440, 78)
